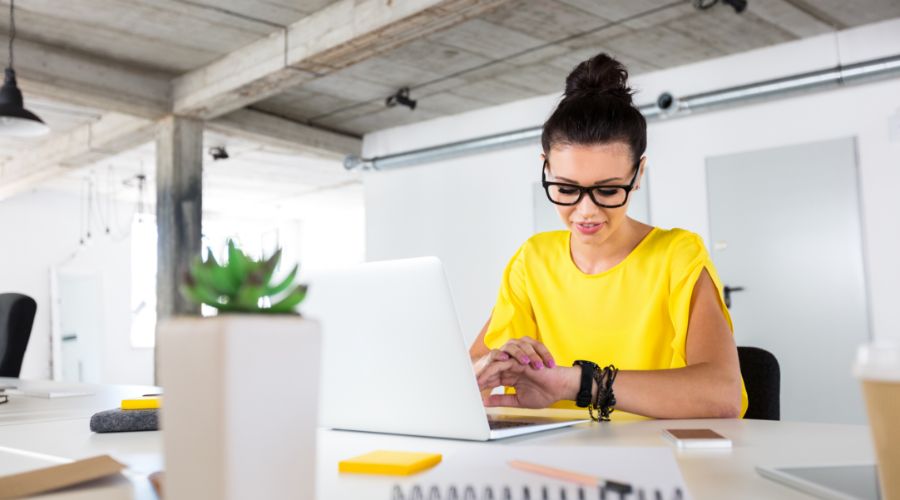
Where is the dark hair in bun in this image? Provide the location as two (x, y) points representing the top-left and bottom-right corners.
(541, 53), (646, 165)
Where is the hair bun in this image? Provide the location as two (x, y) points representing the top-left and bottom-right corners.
(564, 53), (634, 104)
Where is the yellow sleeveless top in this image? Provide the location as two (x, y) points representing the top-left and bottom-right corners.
(484, 227), (748, 417)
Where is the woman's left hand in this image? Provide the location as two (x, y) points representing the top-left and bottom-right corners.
(476, 358), (578, 408)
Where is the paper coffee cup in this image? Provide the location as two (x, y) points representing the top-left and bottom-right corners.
(854, 341), (900, 500)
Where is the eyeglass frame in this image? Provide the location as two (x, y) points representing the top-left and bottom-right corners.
(0, 394), (7, 405)
(541, 159), (641, 208)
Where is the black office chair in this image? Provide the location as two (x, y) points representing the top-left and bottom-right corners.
(0, 293), (37, 377)
(737, 346), (780, 420)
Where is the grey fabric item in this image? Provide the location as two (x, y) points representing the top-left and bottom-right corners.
(90, 408), (159, 433)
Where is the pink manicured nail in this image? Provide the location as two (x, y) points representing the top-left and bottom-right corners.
(547, 359), (556, 368)
(521, 356), (530, 364)
(532, 361), (543, 370)
(497, 352), (509, 360)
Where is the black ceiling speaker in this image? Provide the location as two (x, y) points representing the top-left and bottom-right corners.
(386, 87), (417, 110)
(721, 0), (748, 13)
(209, 146), (229, 161)
(693, 0), (748, 14)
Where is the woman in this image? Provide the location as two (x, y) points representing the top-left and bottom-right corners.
(469, 53), (747, 420)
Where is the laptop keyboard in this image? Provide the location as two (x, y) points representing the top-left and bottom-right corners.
(487, 419), (537, 430)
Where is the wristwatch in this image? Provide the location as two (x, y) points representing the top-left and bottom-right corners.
(572, 360), (599, 408)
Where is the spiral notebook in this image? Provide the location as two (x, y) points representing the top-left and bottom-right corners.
(390, 483), (684, 500)
(379, 446), (690, 500)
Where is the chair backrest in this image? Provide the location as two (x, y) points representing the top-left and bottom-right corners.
(0, 293), (37, 377)
(737, 346), (780, 420)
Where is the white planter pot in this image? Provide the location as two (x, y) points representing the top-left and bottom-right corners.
(159, 314), (320, 500)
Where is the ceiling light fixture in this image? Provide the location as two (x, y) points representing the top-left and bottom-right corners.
(0, 0), (48, 137)
(386, 87), (417, 110)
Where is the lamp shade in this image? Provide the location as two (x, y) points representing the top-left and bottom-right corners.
(0, 68), (49, 137)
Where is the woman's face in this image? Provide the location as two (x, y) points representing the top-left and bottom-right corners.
(543, 142), (644, 246)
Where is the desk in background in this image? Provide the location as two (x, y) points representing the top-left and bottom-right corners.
(0, 377), (875, 499)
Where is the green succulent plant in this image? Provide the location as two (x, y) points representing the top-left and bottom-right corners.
(181, 239), (307, 314)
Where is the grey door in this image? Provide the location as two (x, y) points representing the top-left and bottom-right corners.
(707, 137), (870, 424)
(57, 272), (104, 383)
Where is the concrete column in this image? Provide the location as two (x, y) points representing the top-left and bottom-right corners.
(155, 116), (203, 378)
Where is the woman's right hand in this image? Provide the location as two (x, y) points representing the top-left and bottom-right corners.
(493, 337), (556, 370)
(471, 338), (572, 409)
(472, 337), (555, 381)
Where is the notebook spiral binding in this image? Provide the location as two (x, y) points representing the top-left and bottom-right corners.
(391, 484), (685, 500)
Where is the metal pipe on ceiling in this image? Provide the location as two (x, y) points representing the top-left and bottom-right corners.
(344, 54), (900, 171)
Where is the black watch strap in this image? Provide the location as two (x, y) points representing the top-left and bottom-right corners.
(572, 360), (598, 408)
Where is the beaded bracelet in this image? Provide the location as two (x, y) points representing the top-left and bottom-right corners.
(588, 364), (619, 422)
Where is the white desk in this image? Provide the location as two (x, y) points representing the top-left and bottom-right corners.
(0, 378), (876, 499)
(0, 378), (158, 427)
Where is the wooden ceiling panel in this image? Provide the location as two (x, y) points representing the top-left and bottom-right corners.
(338, 58), (444, 94)
(379, 39), (493, 79)
(557, 0), (688, 24)
(256, 1), (900, 136)
(616, 2), (699, 30)
(750, 0), (835, 37)
(169, 0), (336, 25)
(491, 63), (565, 94)
(786, 0), (900, 28)
(0, 8), (212, 72)
(412, 91), (494, 116)
(545, 45), (660, 78)
(601, 25), (725, 70)
(426, 18), (547, 61)
(481, 0), (611, 42)
(0, 0), (305, 72)
(447, 78), (537, 105)
(501, 44), (572, 68)
(332, 106), (442, 137)
(666, 9), (796, 55)
(3, 0), (899, 164)
(253, 91), (358, 123)
(309, 101), (386, 132)
(302, 72), (396, 106)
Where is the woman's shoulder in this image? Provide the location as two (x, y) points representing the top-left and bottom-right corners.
(524, 230), (568, 248)
(512, 231), (568, 263)
(638, 226), (707, 258)
(652, 227), (704, 245)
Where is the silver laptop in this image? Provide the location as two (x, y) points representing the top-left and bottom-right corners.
(757, 464), (880, 500)
(301, 256), (589, 441)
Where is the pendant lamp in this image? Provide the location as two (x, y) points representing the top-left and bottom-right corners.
(0, 0), (48, 137)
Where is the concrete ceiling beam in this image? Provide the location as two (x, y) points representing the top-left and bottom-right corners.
(12, 36), (172, 119)
(172, 0), (510, 119)
(208, 108), (362, 161)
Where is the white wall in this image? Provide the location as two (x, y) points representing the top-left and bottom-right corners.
(1, 185), (366, 382)
(0, 190), (153, 383)
(362, 18), (900, 346)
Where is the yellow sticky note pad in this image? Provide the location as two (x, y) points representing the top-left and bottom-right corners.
(338, 450), (442, 476)
(121, 397), (161, 410)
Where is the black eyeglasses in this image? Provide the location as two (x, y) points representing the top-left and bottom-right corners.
(541, 160), (640, 208)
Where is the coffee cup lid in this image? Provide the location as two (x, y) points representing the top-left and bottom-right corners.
(854, 341), (900, 381)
